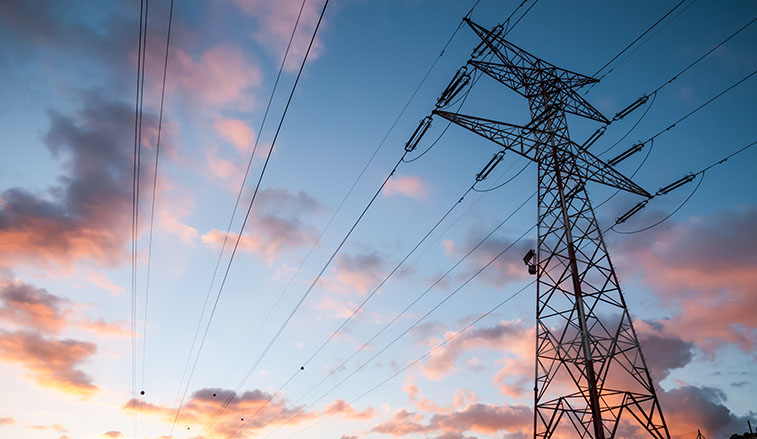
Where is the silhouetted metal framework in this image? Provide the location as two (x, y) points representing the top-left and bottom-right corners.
(432, 18), (670, 439)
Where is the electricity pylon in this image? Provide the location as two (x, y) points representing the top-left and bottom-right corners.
(430, 18), (670, 439)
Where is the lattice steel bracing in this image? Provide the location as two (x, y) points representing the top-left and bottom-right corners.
(434, 18), (670, 439)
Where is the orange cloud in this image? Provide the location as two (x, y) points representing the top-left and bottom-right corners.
(102, 431), (123, 438)
(0, 93), (168, 270)
(382, 175), (429, 199)
(659, 385), (751, 439)
(0, 331), (97, 397)
(369, 403), (531, 438)
(324, 399), (375, 420)
(78, 318), (131, 338)
(122, 387), (317, 437)
(0, 281), (69, 332)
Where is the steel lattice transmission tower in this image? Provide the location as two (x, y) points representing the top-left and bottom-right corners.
(430, 19), (671, 439)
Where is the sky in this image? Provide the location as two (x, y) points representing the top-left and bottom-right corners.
(0, 1), (756, 439)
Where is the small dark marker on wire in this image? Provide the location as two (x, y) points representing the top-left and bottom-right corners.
(140, 390), (145, 395)
(300, 366), (304, 370)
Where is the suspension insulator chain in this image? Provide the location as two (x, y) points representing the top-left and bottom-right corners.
(476, 151), (505, 181)
(405, 116), (433, 152)
(581, 126), (606, 149)
(613, 95), (649, 121)
(656, 173), (695, 196)
(616, 199), (648, 225)
(436, 66), (472, 108)
(608, 142), (644, 166)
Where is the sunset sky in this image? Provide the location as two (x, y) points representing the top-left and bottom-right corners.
(0, 1), (756, 438)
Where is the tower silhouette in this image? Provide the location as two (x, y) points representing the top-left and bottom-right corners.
(433, 18), (670, 439)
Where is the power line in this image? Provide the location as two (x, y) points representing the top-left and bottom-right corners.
(141, 0), (173, 399)
(265, 225), (536, 439)
(169, 0), (329, 433)
(205, 152), (406, 432)
(643, 69), (755, 143)
(241, 158), (534, 436)
(613, 172), (704, 234)
(587, 18), (757, 207)
(227, 160), (532, 439)
(601, 68), (756, 172)
(593, 15), (756, 156)
(605, 0), (698, 79)
(221, 0), (488, 391)
(227, 175), (508, 438)
(285, 280), (536, 439)
(130, 1), (149, 437)
(597, 91), (657, 157)
(591, 0), (689, 79)
(649, 16), (756, 97)
(219, 1), (542, 430)
(613, 139), (757, 234)
(254, 194), (535, 438)
(169, 0), (309, 417)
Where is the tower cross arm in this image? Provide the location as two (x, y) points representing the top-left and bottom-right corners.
(432, 110), (650, 197)
(465, 18), (598, 90)
(468, 60), (608, 123)
(432, 109), (545, 158)
(570, 144), (651, 197)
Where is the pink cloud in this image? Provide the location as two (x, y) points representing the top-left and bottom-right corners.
(316, 297), (358, 319)
(201, 187), (321, 263)
(158, 209), (199, 245)
(167, 45), (262, 109)
(206, 147), (243, 182)
(231, 0), (326, 71)
(441, 239), (456, 256)
(420, 320), (528, 381)
(323, 251), (386, 295)
(214, 118), (255, 152)
(87, 272), (125, 296)
(615, 206), (757, 352)
(382, 175), (429, 199)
